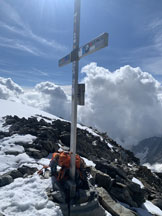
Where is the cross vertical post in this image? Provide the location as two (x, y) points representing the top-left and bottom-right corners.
(70, 0), (81, 181)
(58, 0), (108, 195)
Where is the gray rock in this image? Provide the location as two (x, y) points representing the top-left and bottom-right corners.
(97, 187), (138, 216)
(127, 181), (145, 207)
(95, 162), (127, 180)
(18, 166), (37, 176)
(0, 175), (13, 187)
(26, 148), (42, 159)
(5, 151), (20, 156)
(90, 167), (113, 191)
(152, 198), (162, 210)
(8, 170), (23, 179)
(110, 182), (138, 207)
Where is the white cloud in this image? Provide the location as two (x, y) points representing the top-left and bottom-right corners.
(78, 63), (162, 147)
(144, 163), (162, 173)
(0, 77), (70, 120)
(0, 77), (23, 99)
(1, 63), (162, 149)
(34, 82), (71, 120)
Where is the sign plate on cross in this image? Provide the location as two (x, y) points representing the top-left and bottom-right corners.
(58, 32), (108, 67)
(78, 32), (108, 59)
(58, 53), (71, 67)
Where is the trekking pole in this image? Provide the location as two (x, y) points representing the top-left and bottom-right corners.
(37, 165), (49, 175)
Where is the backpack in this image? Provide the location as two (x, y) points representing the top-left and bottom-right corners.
(58, 152), (71, 168)
(75, 154), (81, 169)
(58, 151), (82, 169)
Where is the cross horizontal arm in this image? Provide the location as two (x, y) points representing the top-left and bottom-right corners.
(58, 32), (108, 67)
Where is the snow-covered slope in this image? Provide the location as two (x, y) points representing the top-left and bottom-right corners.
(0, 100), (64, 215)
(0, 99), (58, 119)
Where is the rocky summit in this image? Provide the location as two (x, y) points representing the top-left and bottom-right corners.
(1, 115), (162, 216)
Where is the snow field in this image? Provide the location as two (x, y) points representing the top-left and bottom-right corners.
(0, 121), (39, 175)
(0, 99), (58, 120)
(0, 174), (63, 216)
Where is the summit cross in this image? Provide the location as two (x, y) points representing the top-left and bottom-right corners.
(58, 0), (108, 182)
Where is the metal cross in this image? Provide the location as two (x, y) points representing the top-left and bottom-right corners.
(58, 0), (108, 182)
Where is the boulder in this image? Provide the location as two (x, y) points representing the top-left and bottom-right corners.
(5, 151), (20, 156)
(8, 170), (23, 179)
(18, 166), (37, 176)
(0, 131), (10, 139)
(127, 182), (145, 207)
(110, 182), (138, 207)
(97, 187), (138, 216)
(90, 167), (113, 191)
(26, 148), (43, 159)
(95, 162), (127, 180)
(152, 198), (162, 210)
(0, 175), (13, 187)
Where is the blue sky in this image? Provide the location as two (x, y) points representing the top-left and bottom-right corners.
(0, 0), (162, 87)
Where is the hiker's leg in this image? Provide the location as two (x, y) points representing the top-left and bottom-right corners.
(51, 176), (60, 191)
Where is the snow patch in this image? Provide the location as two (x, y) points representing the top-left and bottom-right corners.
(144, 200), (162, 216)
(107, 142), (113, 149)
(0, 134), (38, 174)
(1, 134), (37, 145)
(0, 153), (36, 175)
(82, 157), (95, 167)
(77, 124), (103, 141)
(92, 140), (97, 146)
(132, 177), (144, 189)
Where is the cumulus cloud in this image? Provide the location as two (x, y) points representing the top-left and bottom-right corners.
(78, 63), (162, 148)
(0, 77), (23, 99)
(0, 77), (70, 120)
(1, 63), (162, 148)
(34, 82), (70, 120)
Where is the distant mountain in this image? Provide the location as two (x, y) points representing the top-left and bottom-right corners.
(132, 137), (162, 164)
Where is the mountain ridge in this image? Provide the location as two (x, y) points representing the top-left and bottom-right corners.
(132, 137), (162, 164)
